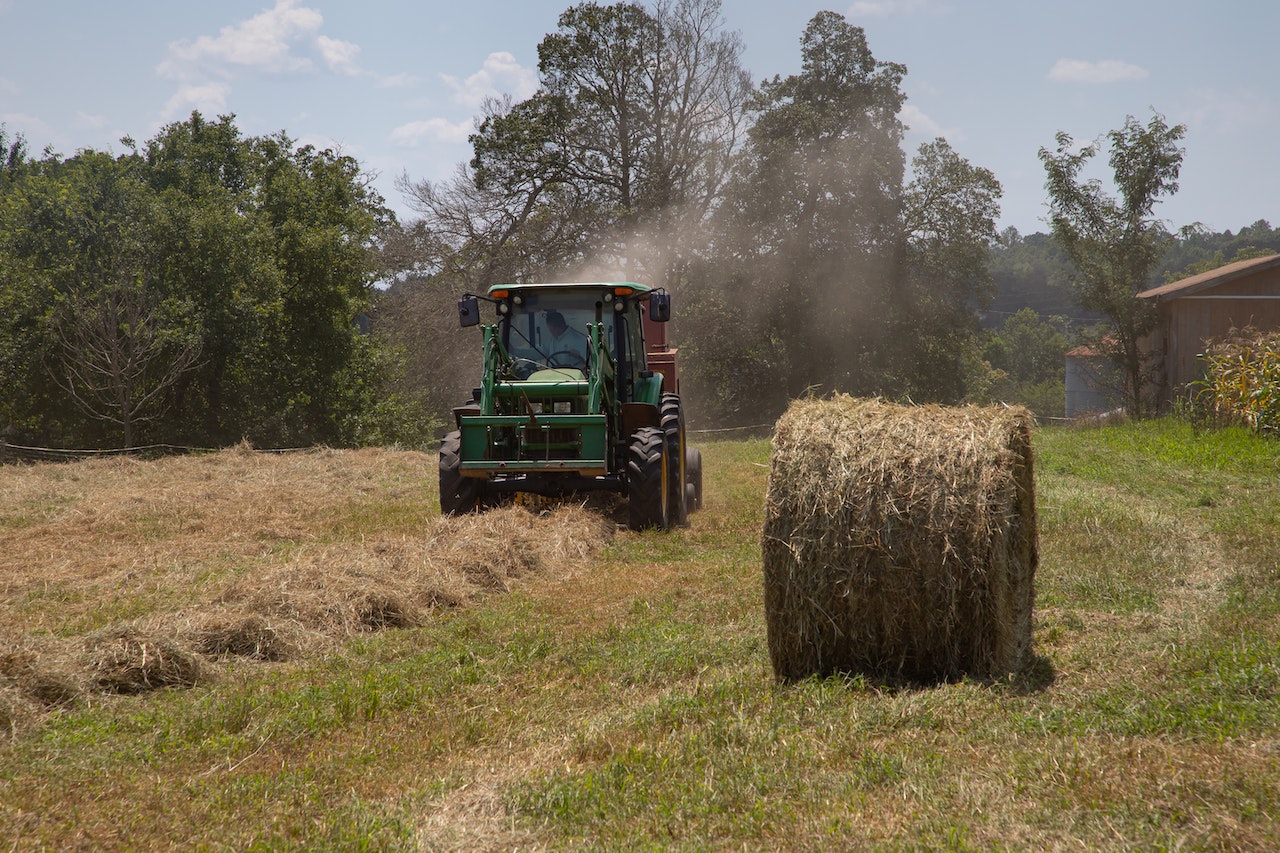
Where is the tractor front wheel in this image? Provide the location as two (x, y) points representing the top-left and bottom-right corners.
(439, 431), (485, 515)
(627, 426), (669, 531)
(685, 446), (703, 511)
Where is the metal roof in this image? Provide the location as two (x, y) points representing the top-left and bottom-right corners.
(1136, 253), (1280, 301)
(486, 281), (654, 296)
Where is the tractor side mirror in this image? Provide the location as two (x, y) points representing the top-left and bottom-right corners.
(458, 295), (480, 327)
(648, 291), (671, 323)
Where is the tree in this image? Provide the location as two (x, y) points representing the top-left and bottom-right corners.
(1039, 111), (1186, 417)
(0, 148), (203, 446)
(385, 0), (753, 420)
(136, 113), (400, 446)
(0, 125), (29, 188)
(894, 137), (1003, 400)
(0, 113), (420, 449)
(693, 10), (908, 407)
(53, 282), (201, 448)
(685, 12), (1001, 419)
(460, 0), (751, 283)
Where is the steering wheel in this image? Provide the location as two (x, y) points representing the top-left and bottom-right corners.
(547, 349), (587, 369)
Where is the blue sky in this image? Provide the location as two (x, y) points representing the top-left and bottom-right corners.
(2, 0), (1276, 236)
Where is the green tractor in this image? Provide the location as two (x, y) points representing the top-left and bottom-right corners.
(440, 281), (702, 530)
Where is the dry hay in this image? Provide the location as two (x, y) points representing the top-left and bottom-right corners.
(762, 396), (1037, 683)
(0, 448), (615, 722)
(0, 685), (41, 740)
(83, 625), (207, 694)
(187, 613), (301, 662)
(218, 503), (614, 636)
(0, 639), (82, 740)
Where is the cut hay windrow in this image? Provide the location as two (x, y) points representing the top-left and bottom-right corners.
(762, 396), (1037, 683)
(0, 445), (618, 735)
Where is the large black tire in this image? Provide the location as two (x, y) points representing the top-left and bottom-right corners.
(659, 394), (688, 527)
(439, 431), (485, 515)
(627, 426), (669, 531)
(685, 446), (703, 511)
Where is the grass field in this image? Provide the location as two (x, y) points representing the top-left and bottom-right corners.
(1, 418), (1278, 850)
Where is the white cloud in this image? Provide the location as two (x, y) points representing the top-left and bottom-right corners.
(389, 52), (537, 150)
(899, 104), (963, 144)
(440, 52), (538, 111)
(900, 104), (942, 136)
(158, 0), (324, 79)
(847, 0), (934, 17)
(1048, 59), (1149, 84)
(317, 35), (361, 76)
(161, 82), (232, 120)
(389, 117), (473, 147)
(73, 111), (109, 131)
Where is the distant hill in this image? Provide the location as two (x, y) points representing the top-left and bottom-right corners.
(982, 220), (1280, 329)
(983, 230), (1101, 329)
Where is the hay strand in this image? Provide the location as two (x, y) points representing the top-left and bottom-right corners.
(762, 396), (1037, 683)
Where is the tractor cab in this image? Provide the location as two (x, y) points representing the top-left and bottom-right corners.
(459, 283), (670, 402)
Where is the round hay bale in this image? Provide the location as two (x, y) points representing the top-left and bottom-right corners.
(762, 396), (1037, 683)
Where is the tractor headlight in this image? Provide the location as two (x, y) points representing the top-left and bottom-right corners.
(553, 401), (572, 414)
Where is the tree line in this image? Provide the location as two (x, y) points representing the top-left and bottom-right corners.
(0, 114), (430, 449)
(4, 2), (1272, 448)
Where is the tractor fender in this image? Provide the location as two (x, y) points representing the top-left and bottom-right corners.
(621, 401), (661, 437)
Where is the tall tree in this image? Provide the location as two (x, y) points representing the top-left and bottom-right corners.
(460, 0), (750, 284)
(683, 13), (1003, 422)
(1039, 111), (1186, 417)
(894, 137), (1003, 400)
(137, 113), (398, 446)
(687, 11), (908, 410)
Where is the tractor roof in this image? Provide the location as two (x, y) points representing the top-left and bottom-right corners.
(486, 281), (654, 296)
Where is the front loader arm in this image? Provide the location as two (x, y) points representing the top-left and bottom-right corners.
(586, 322), (617, 419)
(478, 323), (515, 414)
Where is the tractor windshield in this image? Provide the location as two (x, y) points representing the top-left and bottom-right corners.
(501, 290), (623, 376)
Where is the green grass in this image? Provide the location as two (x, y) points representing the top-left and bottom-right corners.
(2, 420), (1279, 849)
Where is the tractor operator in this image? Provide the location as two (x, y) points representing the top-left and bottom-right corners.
(544, 310), (589, 369)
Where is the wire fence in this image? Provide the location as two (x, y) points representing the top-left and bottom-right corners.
(2, 412), (1090, 464)
(0, 440), (322, 464)
(687, 423), (775, 436)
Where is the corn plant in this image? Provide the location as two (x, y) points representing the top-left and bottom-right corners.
(1190, 328), (1280, 435)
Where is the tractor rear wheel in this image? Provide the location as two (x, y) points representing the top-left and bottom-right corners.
(439, 430), (485, 514)
(659, 394), (688, 526)
(627, 426), (669, 531)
